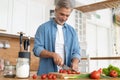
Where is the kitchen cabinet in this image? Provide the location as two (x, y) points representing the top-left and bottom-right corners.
(0, 0), (47, 37)
(11, 0), (28, 35)
(0, 0), (9, 33)
(26, 1), (46, 37)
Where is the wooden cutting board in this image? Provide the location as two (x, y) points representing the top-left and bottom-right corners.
(49, 72), (120, 80)
(49, 72), (82, 79)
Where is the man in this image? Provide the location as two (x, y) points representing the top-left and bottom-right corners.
(33, 0), (81, 75)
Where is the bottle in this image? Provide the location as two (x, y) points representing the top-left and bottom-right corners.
(16, 52), (30, 78)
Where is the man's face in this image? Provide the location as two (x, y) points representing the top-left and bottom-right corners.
(55, 7), (72, 25)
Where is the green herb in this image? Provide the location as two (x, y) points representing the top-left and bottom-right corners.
(67, 73), (90, 79)
(102, 64), (120, 77)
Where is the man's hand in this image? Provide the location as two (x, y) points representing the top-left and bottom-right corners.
(40, 50), (63, 66)
(52, 52), (64, 66)
(71, 58), (80, 71)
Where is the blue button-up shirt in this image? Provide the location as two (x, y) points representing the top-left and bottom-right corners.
(33, 18), (81, 75)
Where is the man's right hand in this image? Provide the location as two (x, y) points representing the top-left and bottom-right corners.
(52, 52), (63, 66)
(40, 50), (63, 66)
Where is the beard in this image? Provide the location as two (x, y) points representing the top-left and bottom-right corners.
(56, 18), (66, 25)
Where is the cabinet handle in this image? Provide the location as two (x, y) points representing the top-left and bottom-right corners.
(0, 29), (6, 32)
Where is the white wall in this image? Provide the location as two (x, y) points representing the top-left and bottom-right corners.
(85, 9), (113, 71)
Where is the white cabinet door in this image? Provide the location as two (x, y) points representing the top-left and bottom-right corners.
(11, 0), (28, 35)
(26, 1), (45, 37)
(0, 0), (9, 32)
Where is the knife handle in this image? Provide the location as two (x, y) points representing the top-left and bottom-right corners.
(27, 37), (30, 52)
(20, 32), (23, 52)
(23, 39), (28, 51)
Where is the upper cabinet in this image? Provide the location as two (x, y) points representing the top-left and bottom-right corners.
(0, 0), (76, 37)
(11, 0), (28, 35)
(0, 0), (9, 33)
(26, 1), (46, 37)
(0, 0), (47, 37)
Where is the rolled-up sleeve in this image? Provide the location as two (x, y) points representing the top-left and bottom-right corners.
(71, 31), (81, 60)
(33, 26), (45, 57)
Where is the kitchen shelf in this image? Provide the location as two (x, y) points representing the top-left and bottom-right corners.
(0, 33), (34, 40)
(75, 0), (120, 13)
(82, 56), (120, 60)
(0, 29), (6, 32)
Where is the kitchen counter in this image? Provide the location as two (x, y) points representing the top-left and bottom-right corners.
(1, 71), (120, 80)
(0, 71), (37, 80)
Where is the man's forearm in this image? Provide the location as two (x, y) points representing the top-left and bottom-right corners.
(72, 58), (80, 64)
(40, 50), (54, 58)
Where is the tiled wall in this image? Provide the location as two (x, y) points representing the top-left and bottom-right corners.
(0, 36), (39, 71)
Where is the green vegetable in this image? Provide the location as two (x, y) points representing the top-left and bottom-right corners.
(66, 73), (90, 79)
(65, 73), (112, 79)
(100, 74), (112, 79)
(102, 64), (120, 77)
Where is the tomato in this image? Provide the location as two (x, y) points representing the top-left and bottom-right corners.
(67, 70), (72, 74)
(32, 74), (37, 79)
(59, 69), (63, 73)
(47, 74), (53, 79)
(71, 71), (76, 74)
(76, 71), (80, 74)
(90, 70), (100, 79)
(41, 74), (47, 79)
(62, 70), (67, 73)
(98, 68), (102, 74)
(109, 70), (118, 77)
(52, 75), (57, 79)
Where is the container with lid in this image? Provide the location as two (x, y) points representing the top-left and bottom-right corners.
(4, 65), (16, 78)
(16, 52), (30, 78)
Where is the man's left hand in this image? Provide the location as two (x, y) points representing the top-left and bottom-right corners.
(71, 58), (80, 71)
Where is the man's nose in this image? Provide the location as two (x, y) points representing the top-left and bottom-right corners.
(62, 16), (68, 21)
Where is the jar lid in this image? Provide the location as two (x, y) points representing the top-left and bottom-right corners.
(18, 52), (30, 59)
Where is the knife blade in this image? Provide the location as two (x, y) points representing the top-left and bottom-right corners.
(62, 64), (73, 70)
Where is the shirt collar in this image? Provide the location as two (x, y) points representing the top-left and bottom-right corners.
(50, 18), (67, 28)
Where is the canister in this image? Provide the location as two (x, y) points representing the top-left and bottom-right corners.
(16, 52), (30, 78)
(4, 65), (16, 78)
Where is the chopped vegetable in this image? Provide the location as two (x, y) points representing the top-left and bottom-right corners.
(65, 73), (90, 79)
(102, 64), (120, 77)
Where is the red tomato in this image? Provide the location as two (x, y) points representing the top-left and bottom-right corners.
(67, 70), (72, 74)
(47, 74), (53, 79)
(32, 74), (37, 79)
(90, 70), (100, 79)
(109, 70), (118, 77)
(52, 75), (57, 79)
(76, 71), (80, 74)
(41, 74), (47, 79)
(71, 71), (76, 74)
(59, 69), (63, 73)
(98, 68), (102, 74)
(62, 70), (67, 73)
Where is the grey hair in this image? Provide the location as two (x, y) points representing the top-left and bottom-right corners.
(56, 0), (75, 9)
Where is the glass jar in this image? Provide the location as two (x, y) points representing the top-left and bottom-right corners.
(3, 65), (16, 78)
(16, 58), (30, 78)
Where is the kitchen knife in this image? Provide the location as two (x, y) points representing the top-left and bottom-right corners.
(20, 32), (23, 52)
(62, 64), (73, 70)
(23, 39), (28, 51)
(27, 36), (30, 52)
